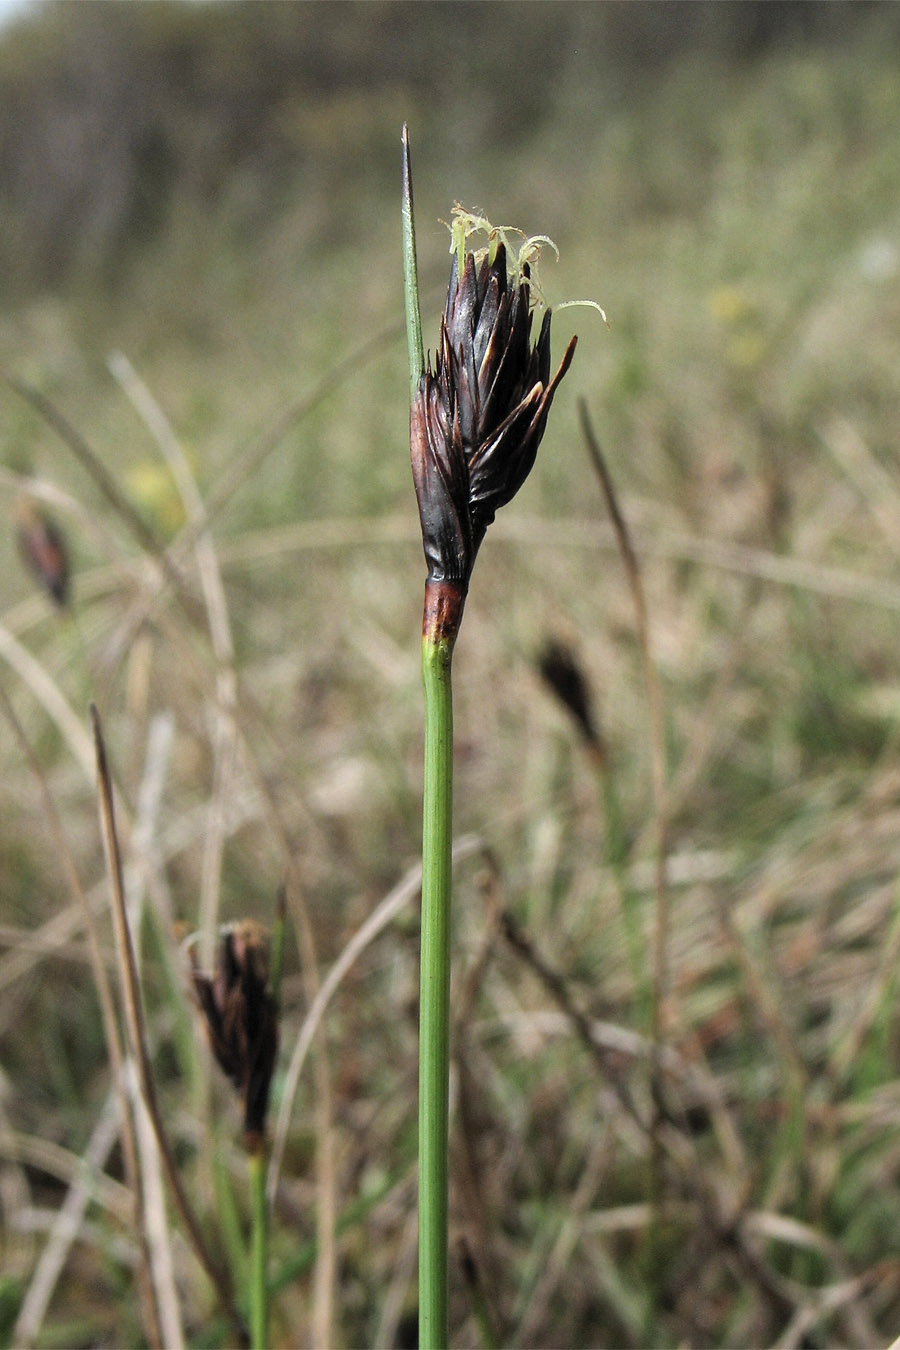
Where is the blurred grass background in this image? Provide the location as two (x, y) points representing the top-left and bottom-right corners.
(3, 2), (900, 1346)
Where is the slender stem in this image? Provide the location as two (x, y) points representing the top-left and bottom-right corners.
(213, 1152), (247, 1290)
(579, 404), (669, 1333)
(419, 627), (455, 1350)
(248, 1147), (268, 1350)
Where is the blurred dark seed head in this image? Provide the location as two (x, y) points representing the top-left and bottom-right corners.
(191, 920), (279, 1150)
(538, 638), (601, 749)
(455, 1234), (478, 1289)
(14, 499), (70, 606)
(411, 241), (577, 590)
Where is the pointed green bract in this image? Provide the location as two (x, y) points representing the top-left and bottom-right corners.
(402, 125), (425, 400)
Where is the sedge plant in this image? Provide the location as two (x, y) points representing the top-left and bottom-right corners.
(402, 126), (578, 1348)
(190, 905), (283, 1350)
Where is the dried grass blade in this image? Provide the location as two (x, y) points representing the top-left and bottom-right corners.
(579, 402), (671, 1280)
(91, 703), (247, 1345)
(267, 836), (483, 1201)
(817, 417), (900, 558)
(579, 401), (669, 1048)
(0, 681), (162, 1346)
(0, 371), (186, 595)
(107, 352), (237, 966)
(12, 1091), (124, 1348)
(185, 315), (409, 546)
(127, 1061), (185, 1350)
(0, 622), (94, 779)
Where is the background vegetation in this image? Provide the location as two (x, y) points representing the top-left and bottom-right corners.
(3, 2), (900, 1345)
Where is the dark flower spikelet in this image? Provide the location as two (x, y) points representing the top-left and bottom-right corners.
(538, 638), (601, 750)
(192, 921), (279, 1150)
(411, 242), (577, 594)
(15, 499), (70, 605)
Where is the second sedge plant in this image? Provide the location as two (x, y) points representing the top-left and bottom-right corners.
(190, 910), (283, 1349)
(402, 126), (579, 1348)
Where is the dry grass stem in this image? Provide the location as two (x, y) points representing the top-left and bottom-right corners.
(12, 1091), (125, 1349)
(108, 352), (239, 966)
(268, 835), (483, 1200)
(127, 1060), (185, 1350)
(1, 371), (188, 597)
(497, 911), (807, 1324)
(190, 314), (410, 544)
(498, 513), (900, 612)
(0, 622), (94, 778)
(91, 703), (246, 1344)
(579, 403), (670, 1041)
(2, 1119), (131, 1223)
(125, 711), (177, 956)
(0, 681), (161, 1341)
(514, 1134), (610, 1345)
(817, 417), (900, 559)
(109, 504), (900, 617)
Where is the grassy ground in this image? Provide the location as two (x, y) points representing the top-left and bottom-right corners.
(3, 6), (900, 1347)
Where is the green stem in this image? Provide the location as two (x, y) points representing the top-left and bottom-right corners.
(419, 628), (455, 1350)
(213, 1150), (248, 1290)
(248, 1146), (268, 1350)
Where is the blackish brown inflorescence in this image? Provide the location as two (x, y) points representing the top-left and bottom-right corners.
(191, 921), (279, 1153)
(538, 638), (602, 751)
(15, 499), (70, 605)
(410, 242), (577, 618)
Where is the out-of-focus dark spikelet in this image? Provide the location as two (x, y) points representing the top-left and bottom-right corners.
(15, 499), (70, 605)
(411, 243), (577, 594)
(191, 920), (279, 1152)
(538, 638), (604, 756)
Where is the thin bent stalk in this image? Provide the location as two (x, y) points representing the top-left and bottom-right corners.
(579, 403), (669, 1332)
(578, 403), (669, 1050)
(0, 685), (163, 1350)
(418, 629), (455, 1349)
(90, 704), (248, 1347)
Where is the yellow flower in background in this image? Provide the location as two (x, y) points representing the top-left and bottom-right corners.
(708, 284), (756, 325)
(124, 455), (198, 534)
(708, 285), (768, 371)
